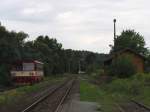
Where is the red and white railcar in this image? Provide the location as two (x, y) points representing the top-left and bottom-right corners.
(11, 60), (44, 85)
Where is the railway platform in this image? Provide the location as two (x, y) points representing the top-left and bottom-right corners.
(60, 91), (99, 112)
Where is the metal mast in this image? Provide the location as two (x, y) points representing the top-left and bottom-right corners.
(113, 19), (116, 45)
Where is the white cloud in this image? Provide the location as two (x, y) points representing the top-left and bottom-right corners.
(0, 0), (150, 53)
(22, 2), (53, 15)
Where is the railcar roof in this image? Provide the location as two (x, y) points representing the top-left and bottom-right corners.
(12, 60), (44, 64)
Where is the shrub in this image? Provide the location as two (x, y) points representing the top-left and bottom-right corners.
(86, 64), (100, 74)
(101, 76), (143, 97)
(108, 55), (136, 78)
(0, 65), (11, 86)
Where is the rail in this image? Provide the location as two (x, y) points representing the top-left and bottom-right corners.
(118, 100), (150, 112)
(54, 79), (75, 112)
(131, 100), (150, 111)
(21, 78), (75, 112)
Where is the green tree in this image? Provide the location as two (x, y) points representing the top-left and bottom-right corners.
(110, 30), (148, 56)
(0, 25), (28, 62)
(33, 35), (64, 75)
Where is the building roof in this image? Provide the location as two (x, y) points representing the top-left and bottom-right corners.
(104, 48), (146, 63)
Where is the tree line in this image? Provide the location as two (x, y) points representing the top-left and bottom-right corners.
(0, 24), (107, 86)
(1, 23), (149, 85)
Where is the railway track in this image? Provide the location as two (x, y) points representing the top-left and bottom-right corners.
(118, 100), (150, 112)
(0, 86), (19, 92)
(21, 77), (76, 112)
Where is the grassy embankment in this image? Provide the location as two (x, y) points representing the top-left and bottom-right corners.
(0, 75), (66, 106)
(80, 73), (150, 112)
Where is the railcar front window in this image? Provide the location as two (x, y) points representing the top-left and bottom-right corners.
(23, 63), (34, 71)
(12, 65), (22, 71)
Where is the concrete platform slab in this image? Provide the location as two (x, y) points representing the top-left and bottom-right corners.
(69, 100), (99, 112)
(60, 94), (100, 112)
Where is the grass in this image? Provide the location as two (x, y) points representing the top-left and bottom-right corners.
(80, 73), (150, 112)
(80, 80), (119, 112)
(0, 76), (66, 105)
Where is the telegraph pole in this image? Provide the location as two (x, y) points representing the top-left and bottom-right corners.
(113, 19), (116, 45)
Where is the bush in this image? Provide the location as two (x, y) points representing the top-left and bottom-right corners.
(0, 65), (11, 86)
(101, 77), (143, 99)
(108, 55), (136, 78)
(86, 62), (104, 74)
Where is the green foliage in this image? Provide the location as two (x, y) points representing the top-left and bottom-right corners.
(63, 49), (106, 74)
(101, 74), (150, 105)
(108, 55), (136, 78)
(104, 78), (141, 96)
(0, 65), (10, 86)
(110, 30), (148, 56)
(86, 64), (96, 73)
(85, 53), (106, 73)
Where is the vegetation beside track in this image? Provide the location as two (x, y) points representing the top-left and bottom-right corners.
(80, 73), (150, 112)
(80, 78), (118, 112)
(0, 76), (66, 106)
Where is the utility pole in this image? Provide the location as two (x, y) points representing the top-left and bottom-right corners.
(113, 19), (116, 46)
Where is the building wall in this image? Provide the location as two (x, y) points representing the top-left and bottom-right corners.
(120, 51), (144, 73)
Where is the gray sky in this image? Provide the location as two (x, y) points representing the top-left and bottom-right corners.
(0, 0), (150, 53)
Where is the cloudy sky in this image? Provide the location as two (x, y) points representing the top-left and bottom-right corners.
(0, 0), (150, 53)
